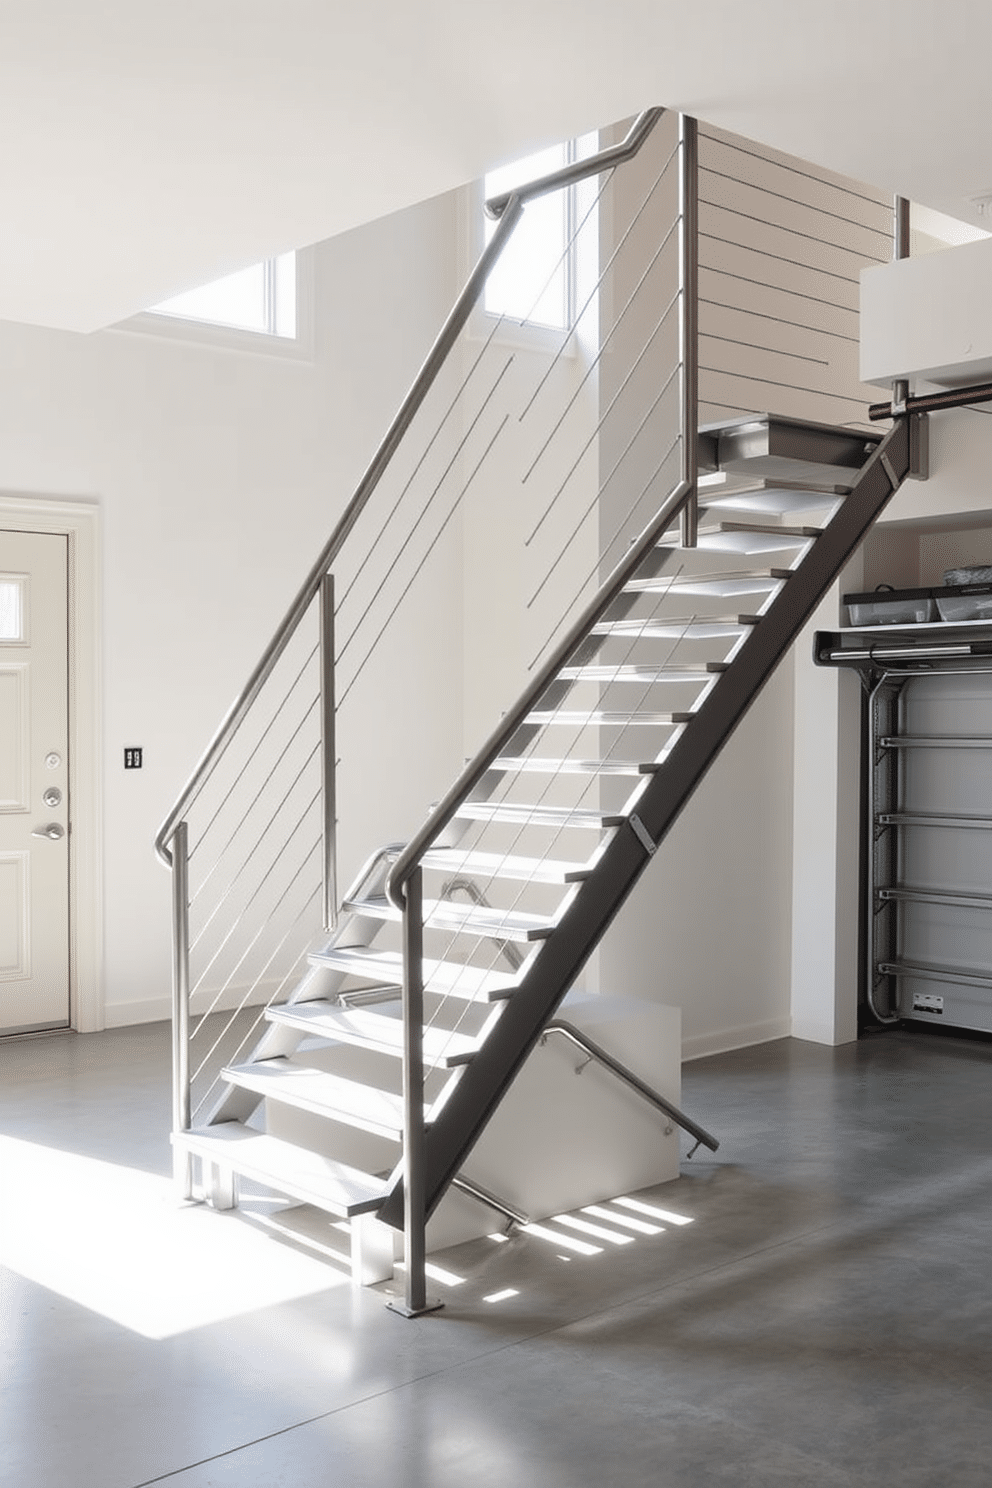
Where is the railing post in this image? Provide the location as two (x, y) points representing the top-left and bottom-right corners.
(319, 574), (337, 931)
(171, 820), (193, 1199)
(388, 864), (441, 1318)
(679, 113), (700, 549)
(892, 196), (911, 414)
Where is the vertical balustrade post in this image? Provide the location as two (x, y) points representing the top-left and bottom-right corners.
(171, 820), (193, 1199)
(679, 113), (700, 549)
(388, 864), (442, 1317)
(892, 196), (911, 414)
(319, 574), (338, 931)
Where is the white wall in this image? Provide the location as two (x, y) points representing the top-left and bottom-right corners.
(0, 190), (467, 1027)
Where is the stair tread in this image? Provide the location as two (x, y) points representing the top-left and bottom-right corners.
(560, 662), (728, 681)
(593, 617), (759, 639)
(527, 709), (694, 726)
(456, 800), (626, 829)
(308, 945), (520, 1001)
(266, 999), (480, 1067)
(223, 1058), (406, 1137)
(177, 1123), (388, 1217)
(492, 755), (658, 776)
(420, 848), (590, 884)
(345, 894), (555, 942)
(643, 570), (791, 595)
(699, 475), (850, 515)
(696, 520), (821, 554)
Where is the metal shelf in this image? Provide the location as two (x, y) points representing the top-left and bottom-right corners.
(880, 885), (992, 911)
(878, 811), (992, 830)
(879, 959), (992, 992)
(880, 734), (992, 749)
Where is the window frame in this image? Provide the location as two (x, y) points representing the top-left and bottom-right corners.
(115, 247), (315, 360)
(466, 133), (599, 354)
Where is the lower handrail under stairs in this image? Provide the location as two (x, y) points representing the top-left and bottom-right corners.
(542, 1021), (719, 1157)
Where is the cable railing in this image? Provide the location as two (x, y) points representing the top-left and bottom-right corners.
(159, 105), (713, 1304)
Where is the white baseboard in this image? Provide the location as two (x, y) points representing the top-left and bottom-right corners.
(104, 996), (171, 1028)
(103, 981), (280, 1030)
(681, 1016), (791, 1063)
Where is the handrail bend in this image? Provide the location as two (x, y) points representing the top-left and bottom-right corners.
(484, 108), (665, 220)
(155, 107), (666, 868)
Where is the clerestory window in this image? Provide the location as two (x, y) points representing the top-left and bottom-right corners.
(150, 252), (297, 338)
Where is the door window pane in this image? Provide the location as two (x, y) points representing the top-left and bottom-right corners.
(0, 579), (24, 642)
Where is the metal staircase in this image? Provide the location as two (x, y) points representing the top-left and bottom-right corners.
(156, 108), (924, 1314)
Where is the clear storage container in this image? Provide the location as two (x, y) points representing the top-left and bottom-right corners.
(844, 587), (936, 626)
(935, 583), (992, 622)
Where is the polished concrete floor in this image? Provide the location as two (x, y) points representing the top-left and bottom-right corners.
(2, 1021), (991, 1487)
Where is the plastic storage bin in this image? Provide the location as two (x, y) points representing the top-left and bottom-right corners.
(935, 583), (992, 621)
(844, 587), (936, 625)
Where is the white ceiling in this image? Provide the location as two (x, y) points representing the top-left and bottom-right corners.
(3, 0), (991, 332)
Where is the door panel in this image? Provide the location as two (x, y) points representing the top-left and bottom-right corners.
(0, 531), (69, 1033)
(0, 664), (29, 808)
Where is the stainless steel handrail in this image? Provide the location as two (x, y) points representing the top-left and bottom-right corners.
(484, 109), (665, 220)
(543, 1020), (720, 1155)
(155, 107), (665, 867)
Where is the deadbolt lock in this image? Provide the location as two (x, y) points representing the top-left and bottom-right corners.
(43, 787), (62, 808)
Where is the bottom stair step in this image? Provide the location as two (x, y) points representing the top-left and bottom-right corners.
(176, 1123), (388, 1217)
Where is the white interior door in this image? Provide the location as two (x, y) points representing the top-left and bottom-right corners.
(0, 530), (70, 1033)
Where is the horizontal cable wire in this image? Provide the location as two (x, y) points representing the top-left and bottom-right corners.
(189, 785), (320, 1003)
(699, 194), (890, 265)
(527, 369), (681, 612)
(189, 736), (320, 954)
(698, 130), (894, 214)
(701, 262), (860, 314)
(336, 313), (507, 612)
(527, 431), (681, 672)
(338, 413), (511, 705)
(700, 364), (870, 407)
(190, 696), (319, 906)
(336, 357), (514, 665)
(521, 137), (680, 416)
(190, 846), (322, 1093)
(525, 286), (680, 545)
(700, 295), (859, 343)
(701, 330), (829, 367)
(188, 642), (318, 861)
(700, 230), (863, 288)
(522, 212), (680, 482)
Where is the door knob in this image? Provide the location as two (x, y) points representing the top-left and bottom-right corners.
(31, 823), (64, 840)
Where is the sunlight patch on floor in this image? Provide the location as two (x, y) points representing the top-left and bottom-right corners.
(0, 1135), (347, 1340)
